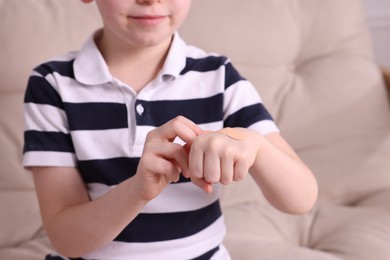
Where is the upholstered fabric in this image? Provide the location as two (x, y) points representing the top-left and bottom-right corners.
(1, 0), (390, 259)
(0, 2), (101, 259)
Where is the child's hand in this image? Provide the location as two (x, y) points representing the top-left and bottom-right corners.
(133, 116), (203, 202)
(186, 128), (260, 193)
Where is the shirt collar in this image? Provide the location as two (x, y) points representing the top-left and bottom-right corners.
(74, 30), (187, 86)
(159, 32), (187, 81)
(74, 29), (112, 85)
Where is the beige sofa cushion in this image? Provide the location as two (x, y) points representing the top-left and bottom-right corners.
(181, 0), (390, 259)
(0, 0), (102, 94)
(0, 1), (101, 258)
(181, 0), (390, 205)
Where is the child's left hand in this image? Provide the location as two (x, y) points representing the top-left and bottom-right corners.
(184, 128), (261, 193)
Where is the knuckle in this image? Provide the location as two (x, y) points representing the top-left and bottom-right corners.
(220, 177), (231, 185)
(204, 176), (215, 184)
(175, 115), (185, 121)
(233, 170), (246, 181)
(190, 138), (202, 150)
(191, 168), (203, 179)
(145, 130), (155, 140)
(210, 136), (224, 147)
(170, 117), (183, 131)
(222, 146), (234, 159)
(204, 172), (219, 183)
(173, 115), (185, 124)
(166, 172), (180, 183)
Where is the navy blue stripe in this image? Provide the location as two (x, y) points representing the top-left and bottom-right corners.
(181, 56), (227, 75)
(135, 94), (223, 127)
(180, 56), (244, 90)
(224, 103), (274, 128)
(79, 157), (139, 185)
(23, 130), (75, 153)
(34, 60), (75, 78)
(64, 102), (128, 131)
(225, 62), (246, 89)
(45, 256), (84, 260)
(24, 76), (64, 109)
(78, 157), (191, 185)
(115, 200), (222, 242)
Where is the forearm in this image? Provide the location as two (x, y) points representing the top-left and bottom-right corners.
(32, 117), (202, 257)
(249, 132), (318, 215)
(41, 177), (146, 257)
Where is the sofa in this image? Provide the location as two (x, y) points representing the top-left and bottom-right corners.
(362, 0), (390, 67)
(1, 0), (390, 259)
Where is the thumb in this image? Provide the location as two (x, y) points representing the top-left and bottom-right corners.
(191, 177), (213, 193)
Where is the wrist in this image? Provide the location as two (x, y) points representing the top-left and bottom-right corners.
(125, 177), (151, 207)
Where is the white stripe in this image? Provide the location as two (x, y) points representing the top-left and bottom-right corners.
(44, 73), (62, 95)
(249, 120), (280, 136)
(50, 69), (227, 104)
(24, 103), (69, 133)
(56, 75), (129, 104)
(82, 216), (226, 260)
(136, 121), (223, 146)
(139, 69), (225, 101)
(144, 183), (220, 213)
(88, 182), (220, 213)
(44, 62), (227, 105)
(198, 121), (224, 132)
(30, 70), (42, 77)
(72, 129), (132, 160)
(23, 151), (77, 167)
(72, 121), (225, 161)
(88, 183), (115, 200)
(223, 80), (263, 119)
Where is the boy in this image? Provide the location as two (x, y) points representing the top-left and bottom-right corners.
(23, 0), (318, 259)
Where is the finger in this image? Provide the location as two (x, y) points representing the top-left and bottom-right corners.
(191, 177), (213, 193)
(166, 146), (190, 179)
(164, 163), (181, 183)
(233, 160), (248, 182)
(141, 156), (180, 184)
(203, 151), (221, 184)
(145, 142), (190, 177)
(188, 144), (204, 180)
(183, 143), (191, 154)
(182, 129), (212, 158)
(151, 116), (203, 144)
(220, 154), (234, 185)
(181, 144), (191, 178)
(153, 158), (181, 184)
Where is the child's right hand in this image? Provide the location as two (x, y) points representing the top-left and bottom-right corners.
(133, 116), (204, 202)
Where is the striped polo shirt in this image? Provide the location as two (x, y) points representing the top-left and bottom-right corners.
(23, 31), (279, 260)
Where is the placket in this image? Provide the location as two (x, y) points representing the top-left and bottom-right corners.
(111, 81), (138, 156)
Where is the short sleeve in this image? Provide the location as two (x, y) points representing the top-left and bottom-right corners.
(222, 61), (279, 135)
(23, 65), (77, 168)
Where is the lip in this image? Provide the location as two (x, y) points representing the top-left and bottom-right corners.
(128, 15), (167, 26)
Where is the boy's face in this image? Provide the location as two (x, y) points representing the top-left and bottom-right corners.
(93, 0), (192, 48)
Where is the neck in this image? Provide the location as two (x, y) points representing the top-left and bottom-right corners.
(96, 32), (172, 92)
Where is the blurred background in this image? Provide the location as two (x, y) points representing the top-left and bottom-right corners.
(362, 0), (390, 67)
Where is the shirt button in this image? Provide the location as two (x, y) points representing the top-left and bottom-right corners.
(136, 104), (144, 115)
